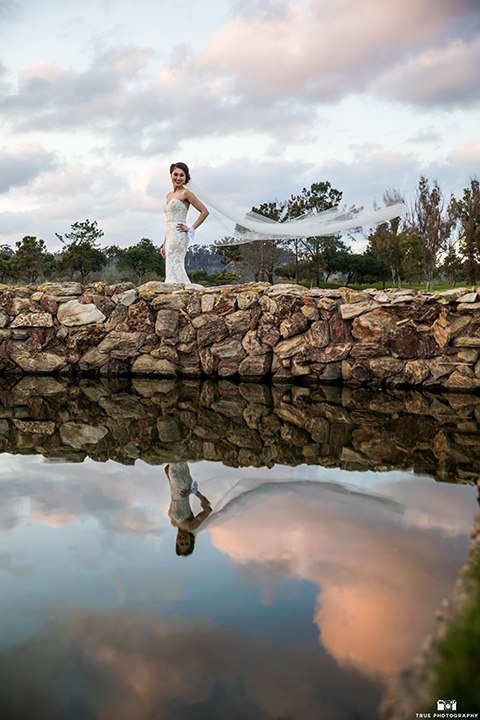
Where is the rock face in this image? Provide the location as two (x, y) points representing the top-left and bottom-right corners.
(2, 281), (480, 390)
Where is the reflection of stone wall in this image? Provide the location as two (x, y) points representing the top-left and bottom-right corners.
(1, 376), (480, 483)
(2, 281), (480, 389)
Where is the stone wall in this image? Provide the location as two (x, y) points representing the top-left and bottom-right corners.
(1, 280), (480, 389)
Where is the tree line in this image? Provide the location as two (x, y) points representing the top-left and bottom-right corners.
(215, 176), (480, 290)
(1, 176), (478, 288)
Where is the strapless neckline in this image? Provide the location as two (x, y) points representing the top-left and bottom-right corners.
(165, 196), (188, 209)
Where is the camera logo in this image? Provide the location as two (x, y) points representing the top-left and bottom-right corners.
(437, 700), (457, 711)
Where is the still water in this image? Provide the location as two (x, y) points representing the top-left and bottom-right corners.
(0, 377), (478, 719)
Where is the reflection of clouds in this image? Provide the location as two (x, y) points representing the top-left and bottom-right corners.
(0, 456), (169, 539)
(208, 479), (473, 677)
(0, 606), (381, 720)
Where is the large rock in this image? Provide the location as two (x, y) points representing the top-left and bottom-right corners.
(58, 300), (106, 326)
(60, 422), (108, 448)
(10, 312), (53, 328)
(192, 313), (228, 347)
(155, 309), (179, 338)
(211, 338), (246, 362)
(131, 355), (177, 375)
(279, 312), (308, 339)
(126, 300), (155, 333)
(238, 354), (272, 376)
(38, 282), (83, 296)
(97, 331), (146, 359)
(10, 343), (66, 373)
(352, 309), (396, 342)
(225, 310), (251, 336)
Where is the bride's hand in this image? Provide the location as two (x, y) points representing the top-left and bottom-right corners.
(176, 223), (188, 232)
(161, 245), (166, 258)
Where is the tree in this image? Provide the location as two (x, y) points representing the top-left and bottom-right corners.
(440, 243), (464, 287)
(0, 244), (15, 283)
(409, 177), (454, 291)
(108, 238), (165, 283)
(12, 236), (55, 283)
(215, 239), (244, 282)
(56, 220), (107, 283)
(452, 178), (480, 285)
(367, 190), (405, 287)
(399, 231), (425, 287)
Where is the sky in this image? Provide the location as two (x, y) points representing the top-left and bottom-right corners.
(0, 0), (479, 251)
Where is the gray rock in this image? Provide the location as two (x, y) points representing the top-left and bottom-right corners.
(155, 309), (179, 338)
(97, 330), (146, 358)
(58, 300), (106, 326)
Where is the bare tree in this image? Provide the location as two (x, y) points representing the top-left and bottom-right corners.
(409, 176), (455, 291)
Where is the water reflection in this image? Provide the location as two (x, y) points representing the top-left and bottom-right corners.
(1, 375), (480, 482)
(166, 462), (212, 555)
(0, 378), (478, 719)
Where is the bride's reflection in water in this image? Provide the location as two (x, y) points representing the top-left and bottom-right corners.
(165, 461), (212, 556)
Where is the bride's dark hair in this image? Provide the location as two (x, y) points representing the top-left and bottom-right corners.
(170, 161), (190, 184)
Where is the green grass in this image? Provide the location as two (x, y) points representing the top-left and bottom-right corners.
(420, 547), (480, 713)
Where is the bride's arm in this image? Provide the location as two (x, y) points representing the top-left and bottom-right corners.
(185, 190), (209, 230)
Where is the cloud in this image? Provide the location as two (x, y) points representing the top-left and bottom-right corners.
(0, 606), (381, 719)
(195, 0), (480, 108)
(0, 143), (56, 193)
(208, 480), (472, 677)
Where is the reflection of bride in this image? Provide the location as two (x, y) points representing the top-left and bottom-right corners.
(165, 462), (212, 556)
(162, 162), (209, 284)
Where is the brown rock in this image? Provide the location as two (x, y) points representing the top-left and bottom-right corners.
(352, 309), (396, 342)
(238, 354), (271, 376)
(218, 360), (239, 377)
(151, 345), (179, 363)
(126, 300), (155, 333)
(351, 361), (371, 382)
(10, 313), (53, 328)
(329, 314), (352, 343)
(432, 311), (470, 347)
(105, 304), (128, 331)
(131, 355), (177, 375)
(215, 294), (237, 315)
(10, 343), (66, 373)
(404, 359), (430, 384)
(350, 342), (386, 358)
(225, 310), (251, 336)
(192, 314), (228, 347)
(78, 347), (108, 370)
(242, 330), (267, 356)
(97, 331), (145, 359)
(178, 354), (201, 375)
(66, 326), (107, 354)
(39, 296), (58, 314)
(198, 346), (219, 374)
(340, 301), (373, 320)
(300, 343), (352, 363)
(273, 334), (307, 359)
(279, 312), (308, 339)
(211, 338), (246, 362)
(257, 313), (281, 347)
(369, 357), (404, 379)
(307, 320), (329, 347)
(444, 370), (480, 390)
(390, 326), (419, 358)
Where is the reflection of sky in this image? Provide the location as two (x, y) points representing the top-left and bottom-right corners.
(0, 454), (477, 719)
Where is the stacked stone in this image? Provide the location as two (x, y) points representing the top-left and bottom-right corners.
(1, 280), (480, 389)
(1, 376), (479, 484)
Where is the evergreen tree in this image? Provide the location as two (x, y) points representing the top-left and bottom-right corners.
(56, 220), (107, 283)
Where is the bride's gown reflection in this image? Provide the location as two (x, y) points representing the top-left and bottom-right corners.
(165, 462), (212, 556)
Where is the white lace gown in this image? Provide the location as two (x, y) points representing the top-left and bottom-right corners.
(167, 462), (193, 526)
(164, 198), (191, 284)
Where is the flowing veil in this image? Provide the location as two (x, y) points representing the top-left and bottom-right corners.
(188, 179), (407, 246)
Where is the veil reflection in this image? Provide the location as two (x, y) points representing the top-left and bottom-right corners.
(165, 462), (212, 556)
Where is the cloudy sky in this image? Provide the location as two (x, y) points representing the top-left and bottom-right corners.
(0, 0), (479, 251)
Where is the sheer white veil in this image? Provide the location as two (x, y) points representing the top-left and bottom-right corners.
(187, 179), (406, 246)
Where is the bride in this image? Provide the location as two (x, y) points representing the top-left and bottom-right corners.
(162, 162), (209, 284)
(162, 161), (406, 284)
